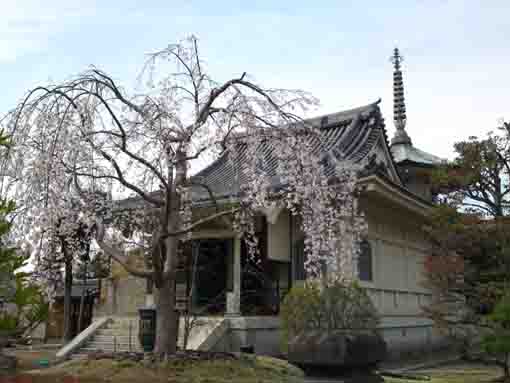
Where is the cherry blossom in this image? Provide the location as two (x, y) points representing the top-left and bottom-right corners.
(1, 36), (366, 354)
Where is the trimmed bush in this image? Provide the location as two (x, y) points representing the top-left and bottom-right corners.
(280, 280), (380, 354)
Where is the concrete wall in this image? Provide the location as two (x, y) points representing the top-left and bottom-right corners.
(209, 316), (447, 361)
(211, 317), (282, 357)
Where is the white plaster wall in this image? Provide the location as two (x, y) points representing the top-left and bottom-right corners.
(361, 195), (430, 313)
(267, 211), (290, 262)
(357, 195), (449, 358)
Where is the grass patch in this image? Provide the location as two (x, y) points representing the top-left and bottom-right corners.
(383, 364), (502, 383)
(25, 354), (304, 383)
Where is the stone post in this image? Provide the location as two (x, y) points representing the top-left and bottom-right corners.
(226, 237), (241, 316)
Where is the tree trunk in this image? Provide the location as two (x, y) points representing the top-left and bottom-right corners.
(62, 259), (73, 343)
(77, 263), (87, 333)
(154, 277), (179, 354)
(153, 149), (186, 355)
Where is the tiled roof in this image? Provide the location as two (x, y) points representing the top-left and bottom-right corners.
(391, 143), (445, 167)
(190, 100), (397, 202)
(113, 100), (400, 210)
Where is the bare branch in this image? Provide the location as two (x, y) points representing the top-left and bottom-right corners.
(161, 208), (240, 239)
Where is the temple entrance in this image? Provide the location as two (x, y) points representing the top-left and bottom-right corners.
(176, 231), (290, 316)
(177, 239), (230, 314)
(240, 223), (291, 316)
(193, 239), (229, 314)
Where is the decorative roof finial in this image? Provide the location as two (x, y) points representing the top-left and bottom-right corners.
(391, 47), (412, 146)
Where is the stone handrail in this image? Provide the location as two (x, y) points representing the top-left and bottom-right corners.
(56, 317), (112, 361)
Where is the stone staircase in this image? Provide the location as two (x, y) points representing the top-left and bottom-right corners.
(67, 316), (228, 360)
(72, 318), (142, 359)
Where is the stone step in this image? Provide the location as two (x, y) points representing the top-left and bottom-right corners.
(71, 354), (88, 360)
(92, 335), (139, 342)
(102, 326), (140, 332)
(80, 346), (143, 353)
(66, 316), (213, 358)
(95, 330), (138, 337)
(106, 321), (139, 329)
(86, 341), (142, 349)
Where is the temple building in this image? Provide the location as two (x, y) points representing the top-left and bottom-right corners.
(60, 48), (448, 361)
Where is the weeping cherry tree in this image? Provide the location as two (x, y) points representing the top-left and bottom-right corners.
(2, 36), (366, 354)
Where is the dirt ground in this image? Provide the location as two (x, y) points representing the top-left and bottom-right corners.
(4, 348), (57, 372)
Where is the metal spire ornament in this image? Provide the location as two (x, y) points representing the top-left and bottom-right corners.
(391, 47), (412, 146)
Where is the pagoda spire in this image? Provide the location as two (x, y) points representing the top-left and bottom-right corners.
(391, 47), (412, 146)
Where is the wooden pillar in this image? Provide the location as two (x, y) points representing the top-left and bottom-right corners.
(190, 241), (200, 311)
(226, 237), (241, 316)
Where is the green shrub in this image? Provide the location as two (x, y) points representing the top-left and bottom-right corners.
(280, 280), (379, 353)
(280, 282), (321, 352)
(482, 290), (510, 378)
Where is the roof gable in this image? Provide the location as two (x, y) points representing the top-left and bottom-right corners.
(191, 100), (402, 202)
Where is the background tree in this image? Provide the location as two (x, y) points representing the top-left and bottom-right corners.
(481, 290), (510, 381)
(0, 199), (48, 342)
(424, 122), (510, 356)
(32, 218), (94, 343)
(3, 37), (366, 355)
(432, 123), (510, 216)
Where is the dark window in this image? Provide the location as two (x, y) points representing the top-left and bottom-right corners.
(293, 238), (307, 281)
(358, 239), (373, 282)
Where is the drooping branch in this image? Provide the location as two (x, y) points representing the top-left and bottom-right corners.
(95, 222), (152, 279)
(161, 208), (241, 239)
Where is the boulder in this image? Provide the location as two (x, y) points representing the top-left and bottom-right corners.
(0, 353), (16, 371)
(343, 332), (387, 367)
(287, 330), (387, 367)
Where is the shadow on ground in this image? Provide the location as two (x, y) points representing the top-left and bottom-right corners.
(303, 365), (384, 382)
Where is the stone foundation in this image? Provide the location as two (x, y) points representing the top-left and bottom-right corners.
(210, 316), (449, 361)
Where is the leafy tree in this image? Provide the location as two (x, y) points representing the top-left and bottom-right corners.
(4, 37), (366, 355)
(0, 199), (48, 341)
(482, 291), (510, 380)
(432, 123), (510, 217)
(33, 218), (94, 343)
(424, 123), (510, 356)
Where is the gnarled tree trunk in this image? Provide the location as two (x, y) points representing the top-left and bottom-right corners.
(154, 277), (179, 354)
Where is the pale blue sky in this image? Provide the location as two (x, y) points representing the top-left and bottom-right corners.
(1, 1), (509, 161)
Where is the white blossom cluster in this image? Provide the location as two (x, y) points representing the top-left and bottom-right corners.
(232, 124), (367, 281)
(1, 36), (366, 303)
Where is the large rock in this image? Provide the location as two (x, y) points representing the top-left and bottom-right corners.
(288, 330), (387, 367)
(0, 353), (16, 371)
